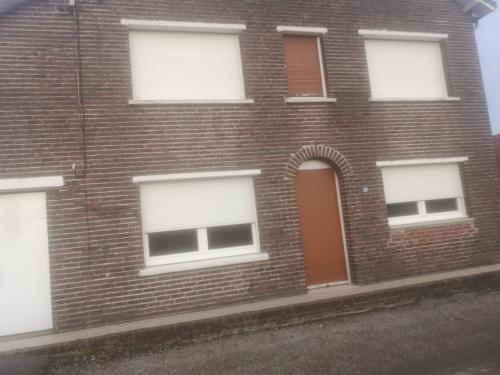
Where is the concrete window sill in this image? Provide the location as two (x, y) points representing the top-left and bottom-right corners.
(285, 97), (337, 103)
(389, 217), (474, 230)
(369, 97), (461, 102)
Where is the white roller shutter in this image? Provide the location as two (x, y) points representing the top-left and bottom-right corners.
(0, 192), (53, 336)
(381, 163), (463, 204)
(364, 39), (448, 99)
(128, 30), (245, 100)
(140, 177), (257, 233)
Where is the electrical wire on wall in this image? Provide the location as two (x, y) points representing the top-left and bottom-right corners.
(68, 0), (94, 317)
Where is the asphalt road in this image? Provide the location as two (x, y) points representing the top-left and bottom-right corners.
(2, 288), (500, 375)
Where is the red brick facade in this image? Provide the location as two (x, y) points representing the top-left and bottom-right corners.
(1, 0), (499, 332)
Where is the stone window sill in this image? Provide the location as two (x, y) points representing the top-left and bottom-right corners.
(389, 217), (474, 230)
(285, 97), (337, 104)
(369, 97), (461, 102)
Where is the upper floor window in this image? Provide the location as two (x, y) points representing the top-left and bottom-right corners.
(377, 158), (468, 226)
(277, 26), (335, 103)
(283, 35), (325, 97)
(122, 20), (249, 103)
(359, 30), (456, 101)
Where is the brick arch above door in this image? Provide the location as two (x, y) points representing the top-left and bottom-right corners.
(285, 145), (353, 179)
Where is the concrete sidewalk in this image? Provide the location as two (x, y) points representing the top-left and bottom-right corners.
(1, 263), (500, 355)
(52, 287), (500, 375)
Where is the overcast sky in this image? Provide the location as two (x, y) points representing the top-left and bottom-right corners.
(476, 10), (500, 135)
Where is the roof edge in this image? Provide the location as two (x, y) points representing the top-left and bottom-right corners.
(0, 0), (497, 22)
(458, 0), (497, 21)
(0, 0), (29, 14)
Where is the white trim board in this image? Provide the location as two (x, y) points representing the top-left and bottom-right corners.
(276, 26), (328, 35)
(133, 170), (262, 184)
(317, 36), (328, 98)
(335, 173), (352, 285)
(129, 99), (254, 105)
(369, 97), (461, 102)
(358, 29), (448, 42)
(121, 19), (246, 33)
(376, 157), (468, 168)
(0, 176), (64, 193)
(478, 0), (496, 12)
(285, 97), (337, 103)
(463, 0), (496, 13)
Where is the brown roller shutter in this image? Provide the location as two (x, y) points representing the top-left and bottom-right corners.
(283, 35), (324, 97)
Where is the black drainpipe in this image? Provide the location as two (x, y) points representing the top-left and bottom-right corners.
(72, 0), (88, 178)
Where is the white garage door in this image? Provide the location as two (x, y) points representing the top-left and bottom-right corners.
(0, 192), (53, 337)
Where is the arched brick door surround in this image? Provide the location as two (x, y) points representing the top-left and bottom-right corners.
(285, 145), (353, 179)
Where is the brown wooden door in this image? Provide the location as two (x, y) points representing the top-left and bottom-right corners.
(296, 166), (348, 286)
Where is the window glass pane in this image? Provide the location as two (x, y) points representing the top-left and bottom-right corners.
(148, 229), (198, 257)
(207, 224), (253, 250)
(387, 202), (419, 218)
(425, 198), (458, 214)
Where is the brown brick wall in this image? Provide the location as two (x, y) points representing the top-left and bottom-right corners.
(494, 135), (500, 169)
(1, 0), (500, 332)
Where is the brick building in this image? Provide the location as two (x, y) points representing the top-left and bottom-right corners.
(494, 134), (500, 167)
(0, 0), (499, 337)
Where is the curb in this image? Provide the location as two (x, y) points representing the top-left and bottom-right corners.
(12, 266), (498, 364)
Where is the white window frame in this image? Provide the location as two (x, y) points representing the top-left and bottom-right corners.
(277, 26), (336, 103)
(122, 19), (253, 105)
(134, 170), (268, 275)
(144, 223), (260, 267)
(359, 29), (461, 102)
(386, 198), (467, 226)
(377, 158), (469, 227)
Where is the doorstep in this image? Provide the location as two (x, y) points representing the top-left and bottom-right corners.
(1, 263), (500, 355)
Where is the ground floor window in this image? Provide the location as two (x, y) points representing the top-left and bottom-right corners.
(379, 161), (467, 226)
(137, 172), (261, 267)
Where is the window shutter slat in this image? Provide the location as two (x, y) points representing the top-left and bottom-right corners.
(129, 31), (245, 100)
(283, 35), (324, 96)
(364, 39), (448, 99)
(381, 164), (463, 204)
(140, 177), (257, 233)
